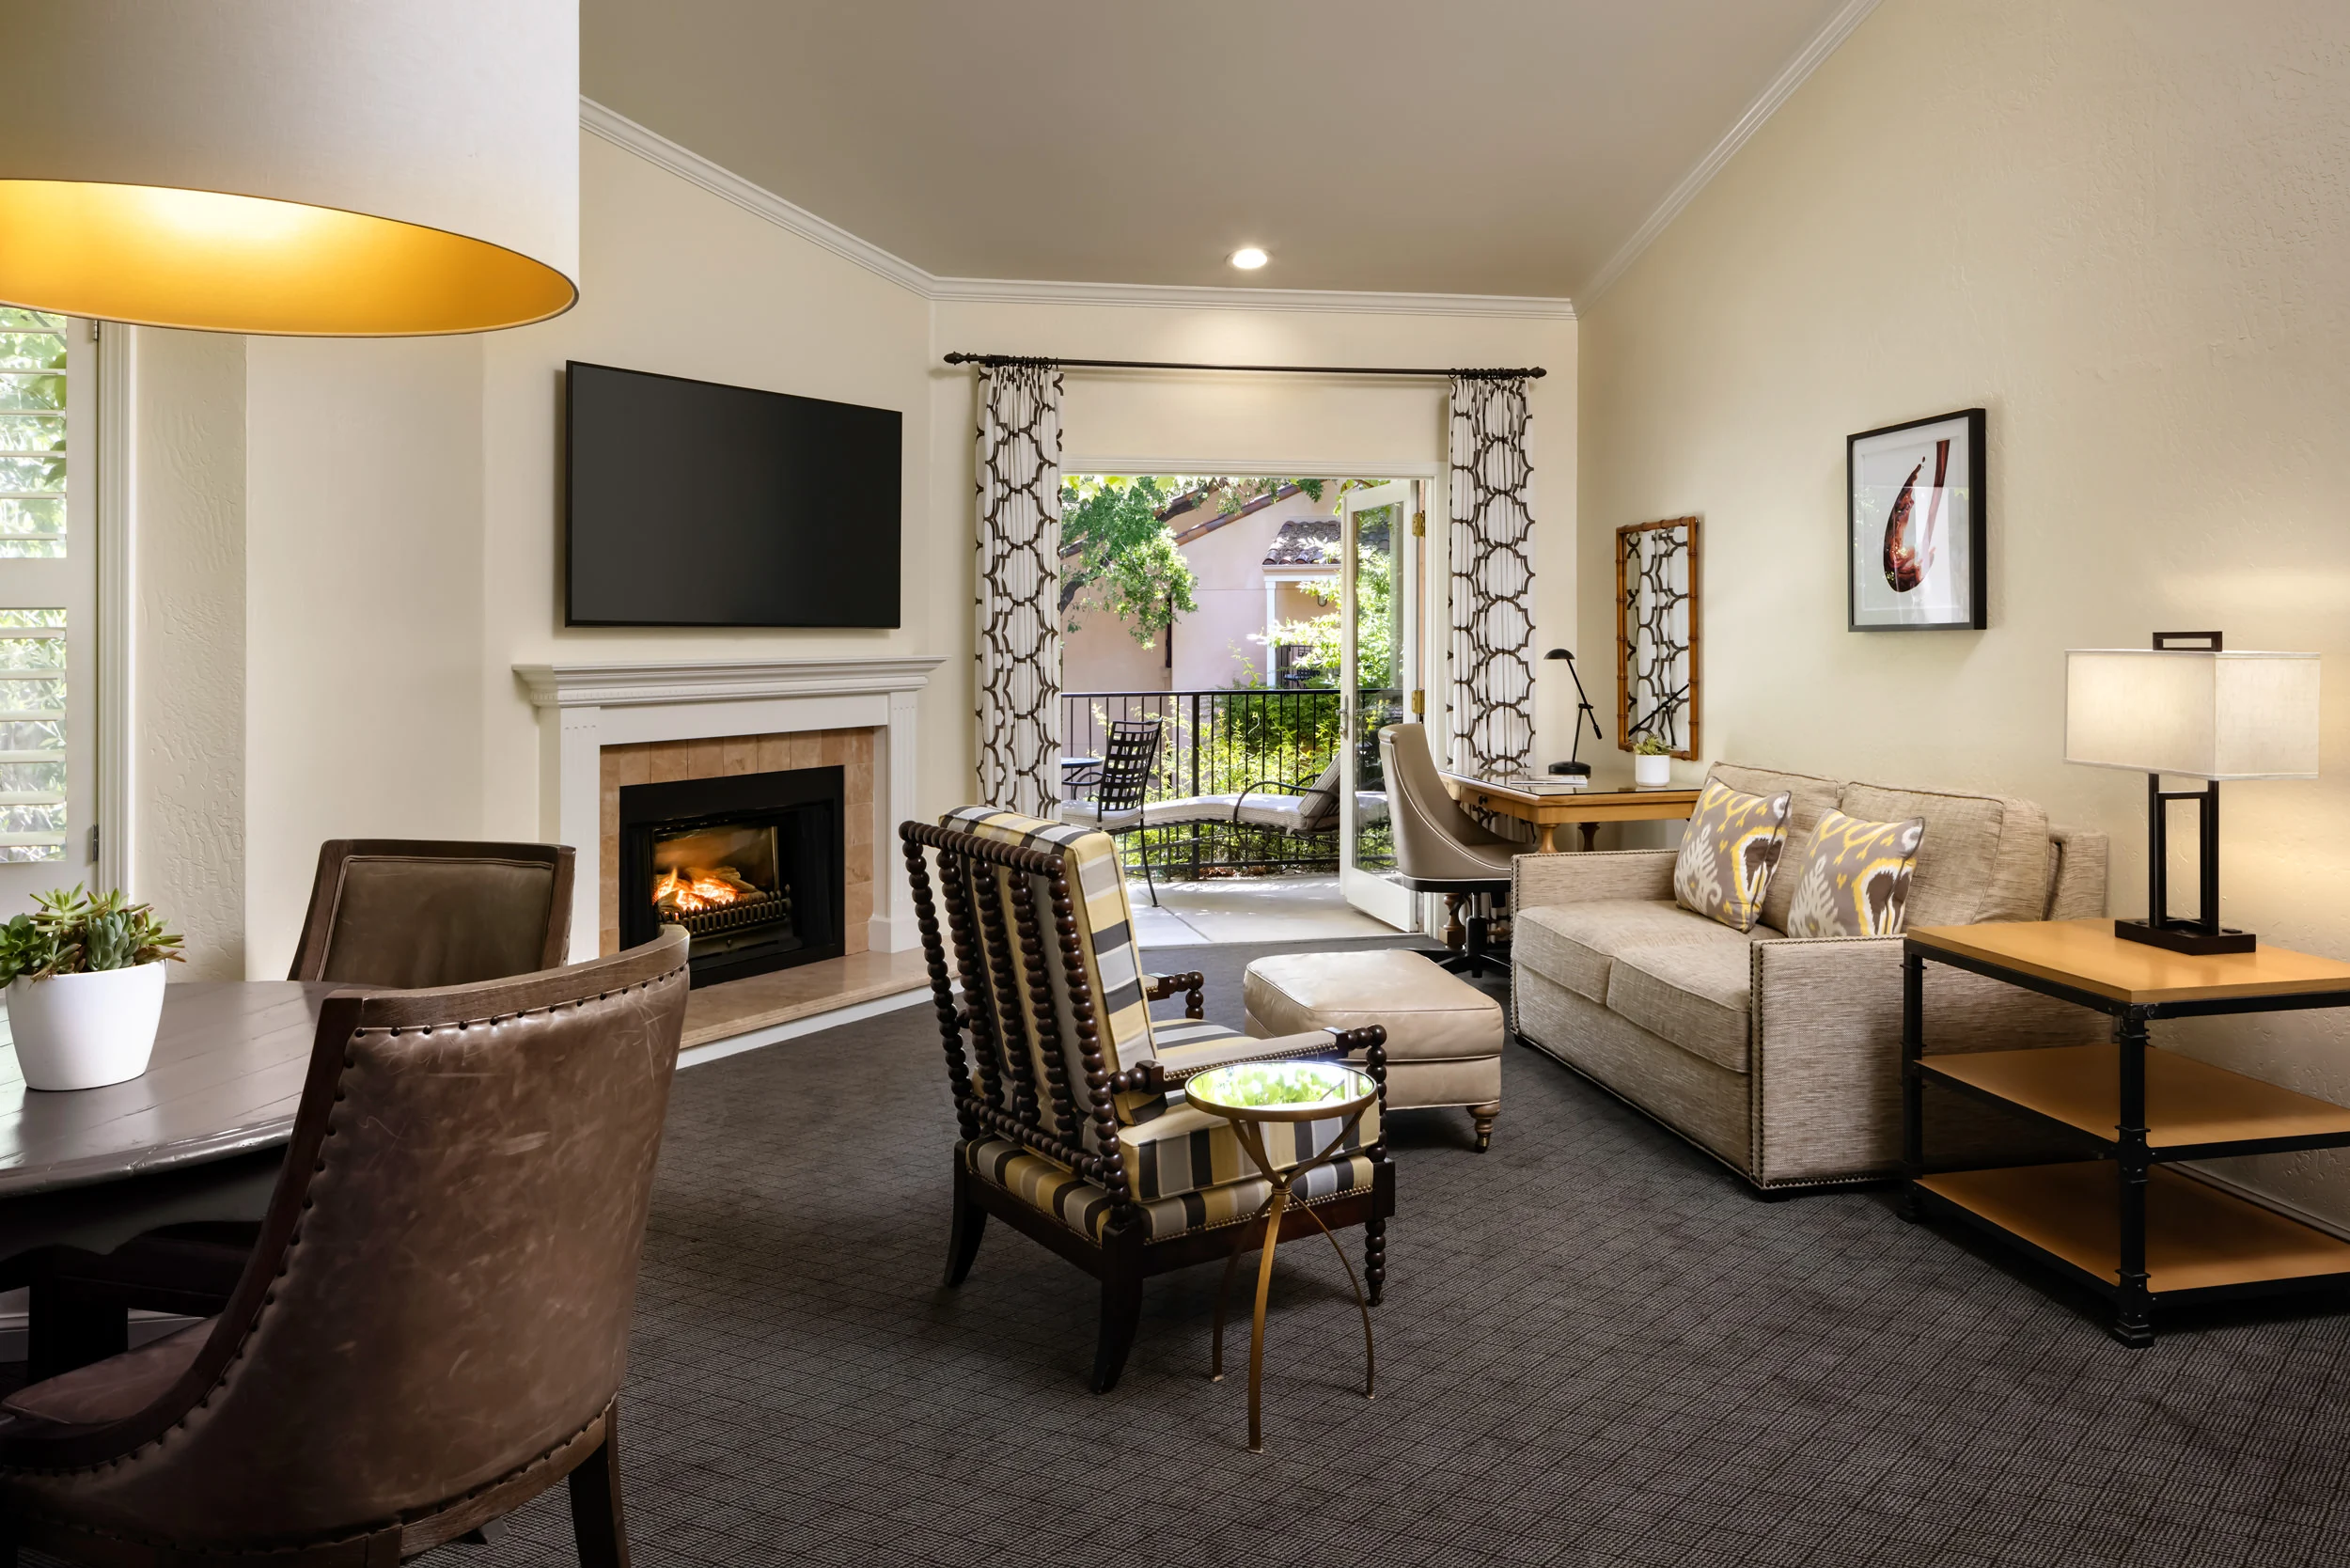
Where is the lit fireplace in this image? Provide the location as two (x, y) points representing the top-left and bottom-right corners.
(619, 767), (844, 987)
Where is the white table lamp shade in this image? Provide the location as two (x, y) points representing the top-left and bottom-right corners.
(0, 1), (578, 336)
(2065, 649), (2320, 779)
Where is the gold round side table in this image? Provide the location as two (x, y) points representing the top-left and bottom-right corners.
(1183, 1058), (1380, 1453)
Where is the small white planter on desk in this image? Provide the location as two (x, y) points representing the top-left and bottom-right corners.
(8, 963), (168, 1091)
(1634, 753), (1672, 788)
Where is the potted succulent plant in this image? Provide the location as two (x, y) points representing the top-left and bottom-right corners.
(1632, 730), (1674, 788)
(0, 887), (183, 1091)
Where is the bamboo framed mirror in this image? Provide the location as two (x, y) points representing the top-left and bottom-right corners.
(1615, 517), (1701, 760)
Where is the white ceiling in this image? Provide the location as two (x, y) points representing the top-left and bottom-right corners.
(580, 0), (1860, 301)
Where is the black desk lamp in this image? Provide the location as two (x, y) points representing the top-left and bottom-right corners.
(1543, 648), (1603, 777)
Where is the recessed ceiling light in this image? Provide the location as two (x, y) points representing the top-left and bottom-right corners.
(1228, 247), (1269, 271)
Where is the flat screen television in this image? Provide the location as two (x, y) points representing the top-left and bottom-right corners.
(564, 361), (901, 627)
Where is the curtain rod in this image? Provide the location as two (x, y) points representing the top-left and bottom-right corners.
(943, 352), (1543, 381)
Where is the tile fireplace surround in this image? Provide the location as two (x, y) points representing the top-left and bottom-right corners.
(515, 656), (945, 964)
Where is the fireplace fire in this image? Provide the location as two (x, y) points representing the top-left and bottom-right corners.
(619, 766), (844, 988)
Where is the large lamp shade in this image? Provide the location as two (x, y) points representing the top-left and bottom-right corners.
(0, 1), (578, 336)
(2065, 649), (2319, 780)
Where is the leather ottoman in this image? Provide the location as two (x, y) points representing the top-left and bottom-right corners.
(1243, 949), (1506, 1151)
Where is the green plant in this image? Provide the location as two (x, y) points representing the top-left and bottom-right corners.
(1632, 731), (1672, 757)
(0, 886), (183, 984)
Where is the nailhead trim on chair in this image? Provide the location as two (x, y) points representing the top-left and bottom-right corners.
(1, 958), (686, 1490)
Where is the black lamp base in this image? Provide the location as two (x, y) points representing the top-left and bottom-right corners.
(2113, 918), (2256, 957)
(1548, 760), (1592, 777)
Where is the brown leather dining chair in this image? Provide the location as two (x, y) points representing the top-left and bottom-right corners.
(25, 839), (578, 1381)
(0, 928), (690, 1567)
(288, 839), (576, 985)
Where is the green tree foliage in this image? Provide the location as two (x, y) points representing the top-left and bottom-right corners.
(1261, 536), (1394, 690)
(1058, 475), (1380, 651)
(1058, 475), (1198, 645)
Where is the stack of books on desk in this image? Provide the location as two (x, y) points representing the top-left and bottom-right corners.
(1495, 776), (1590, 794)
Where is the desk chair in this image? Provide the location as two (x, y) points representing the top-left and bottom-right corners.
(1380, 723), (1516, 977)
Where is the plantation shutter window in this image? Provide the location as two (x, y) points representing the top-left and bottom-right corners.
(0, 308), (97, 899)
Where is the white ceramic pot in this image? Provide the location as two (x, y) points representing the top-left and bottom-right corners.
(1635, 753), (1672, 788)
(7, 963), (167, 1091)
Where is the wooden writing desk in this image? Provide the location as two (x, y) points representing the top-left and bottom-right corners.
(1441, 776), (1700, 853)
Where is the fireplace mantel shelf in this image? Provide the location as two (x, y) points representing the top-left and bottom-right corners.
(516, 655), (946, 709)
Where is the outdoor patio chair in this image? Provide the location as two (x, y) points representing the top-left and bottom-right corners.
(901, 807), (1392, 1393)
(1127, 756), (1390, 879)
(1058, 717), (1165, 902)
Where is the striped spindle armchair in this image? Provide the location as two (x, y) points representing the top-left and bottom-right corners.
(901, 807), (1393, 1392)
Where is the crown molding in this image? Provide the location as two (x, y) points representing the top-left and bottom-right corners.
(926, 274), (1575, 320)
(1580, 0), (1883, 304)
(580, 98), (1575, 321)
(579, 97), (934, 296)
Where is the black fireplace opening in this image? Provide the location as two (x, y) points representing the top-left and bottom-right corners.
(619, 765), (845, 988)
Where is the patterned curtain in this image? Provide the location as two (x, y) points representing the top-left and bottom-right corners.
(973, 361), (1064, 816)
(1447, 375), (1537, 776)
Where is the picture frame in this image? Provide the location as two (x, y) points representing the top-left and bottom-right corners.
(1847, 408), (1986, 632)
(1614, 517), (1701, 760)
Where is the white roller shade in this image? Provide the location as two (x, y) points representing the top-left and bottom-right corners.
(0, 1), (578, 336)
(2065, 649), (2320, 779)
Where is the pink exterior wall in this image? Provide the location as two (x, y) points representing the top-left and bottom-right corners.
(1061, 602), (1167, 693)
(1058, 484), (1343, 695)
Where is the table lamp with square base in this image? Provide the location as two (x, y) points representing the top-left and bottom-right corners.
(2064, 632), (2319, 955)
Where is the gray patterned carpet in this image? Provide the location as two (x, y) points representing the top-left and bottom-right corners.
(429, 936), (2350, 1568)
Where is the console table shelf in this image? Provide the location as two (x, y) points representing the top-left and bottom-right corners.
(1922, 1044), (2350, 1160)
(1917, 1163), (2350, 1297)
(1903, 918), (2350, 1346)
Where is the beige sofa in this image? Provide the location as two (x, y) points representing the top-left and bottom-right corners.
(1509, 763), (2110, 1191)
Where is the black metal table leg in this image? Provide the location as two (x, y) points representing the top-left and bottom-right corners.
(1900, 949), (1925, 1220)
(2112, 1008), (2154, 1347)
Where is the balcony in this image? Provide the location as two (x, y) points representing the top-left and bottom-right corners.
(1059, 687), (1397, 880)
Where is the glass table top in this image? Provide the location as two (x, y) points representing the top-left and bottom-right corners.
(1184, 1059), (1376, 1119)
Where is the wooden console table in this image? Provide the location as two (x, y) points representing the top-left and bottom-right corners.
(1441, 777), (1699, 853)
(1903, 918), (2350, 1346)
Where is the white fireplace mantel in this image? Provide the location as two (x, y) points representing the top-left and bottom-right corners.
(515, 655), (947, 961)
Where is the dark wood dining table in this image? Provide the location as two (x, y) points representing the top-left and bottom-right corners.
(0, 980), (334, 1278)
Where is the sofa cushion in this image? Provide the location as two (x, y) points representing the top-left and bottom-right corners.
(1783, 809), (1927, 938)
(1672, 779), (1792, 933)
(1241, 949), (1503, 1062)
(1841, 783), (2051, 927)
(1513, 899), (1747, 1004)
(1710, 763), (1846, 933)
(1606, 942), (1754, 1074)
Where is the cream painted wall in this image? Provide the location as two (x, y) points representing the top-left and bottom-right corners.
(166, 128), (1579, 977)
(133, 328), (245, 980)
(929, 302), (1579, 770)
(243, 336), (488, 978)
(1578, 1), (2350, 1221)
(477, 133), (940, 843)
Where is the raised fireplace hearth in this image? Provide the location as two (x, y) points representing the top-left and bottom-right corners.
(619, 766), (844, 987)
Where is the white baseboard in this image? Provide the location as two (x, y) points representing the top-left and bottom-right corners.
(676, 985), (932, 1071)
(2179, 1163), (2350, 1243)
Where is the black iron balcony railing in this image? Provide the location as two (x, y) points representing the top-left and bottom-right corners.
(1059, 687), (1402, 877)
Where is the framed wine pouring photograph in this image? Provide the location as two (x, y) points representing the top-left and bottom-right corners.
(1847, 407), (1985, 632)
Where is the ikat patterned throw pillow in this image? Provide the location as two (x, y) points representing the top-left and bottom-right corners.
(1671, 780), (1793, 933)
(1784, 809), (1928, 938)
